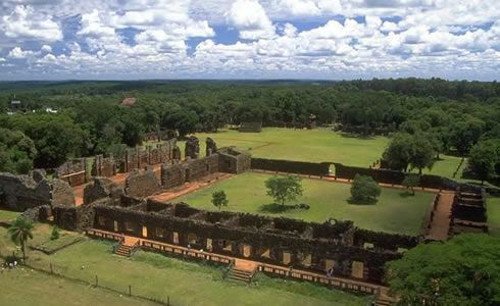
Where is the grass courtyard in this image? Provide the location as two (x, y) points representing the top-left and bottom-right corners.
(189, 127), (465, 179)
(0, 224), (369, 306)
(177, 172), (434, 235)
(487, 196), (500, 238)
(1, 268), (157, 306)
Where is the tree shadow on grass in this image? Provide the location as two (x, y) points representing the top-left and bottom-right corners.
(347, 197), (378, 205)
(399, 191), (415, 198)
(339, 132), (375, 140)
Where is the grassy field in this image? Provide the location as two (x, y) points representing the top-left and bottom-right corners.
(192, 127), (388, 166)
(189, 127), (463, 179)
(0, 268), (157, 306)
(177, 172), (434, 234)
(0, 209), (20, 222)
(487, 196), (500, 237)
(0, 225), (369, 306)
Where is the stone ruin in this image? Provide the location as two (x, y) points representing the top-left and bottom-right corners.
(0, 171), (75, 211)
(185, 136), (200, 159)
(124, 169), (162, 198)
(83, 177), (123, 206)
(206, 137), (217, 156)
(59, 196), (417, 285)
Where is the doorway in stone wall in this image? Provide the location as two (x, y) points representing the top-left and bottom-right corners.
(185, 168), (191, 182)
(328, 164), (336, 176)
(241, 244), (252, 258)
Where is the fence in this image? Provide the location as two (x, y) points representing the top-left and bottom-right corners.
(22, 259), (173, 306)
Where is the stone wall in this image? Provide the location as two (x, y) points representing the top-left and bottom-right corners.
(56, 158), (87, 186)
(160, 155), (220, 189)
(0, 172), (51, 210)
(251, 158), (329, 176)
(51, 179), (76, 206)
(93, 155), (116, 177)
(124, 169), (162, 198)
(0, 172), (75, 210)
(84, 200), (408, 284)
(83, 177), (123, 206)
(239, 121), (262, 132)
(219, 148), (251, 174)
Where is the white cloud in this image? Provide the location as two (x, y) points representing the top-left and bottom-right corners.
(0, 0), (498, 80)
(41, 45), (52, 53)
(78, 10), (116, 38)
(1, 5), (62, 42)
(8, 47), (35, 59)
(227, 0), (276, 40)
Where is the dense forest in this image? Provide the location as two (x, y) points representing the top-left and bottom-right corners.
(0, 78), (499, 185)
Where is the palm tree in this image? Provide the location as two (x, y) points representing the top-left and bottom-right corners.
(8, 217), (34, 260)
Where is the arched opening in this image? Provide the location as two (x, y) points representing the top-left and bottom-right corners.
(328, 163), (336, 177)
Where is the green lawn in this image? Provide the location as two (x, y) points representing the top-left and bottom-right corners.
(188, 127), (465, 179)
(191, 127), (389, 167)
(0, 209), (20, 222)
(487, 196), (500, 237)
(0, 225), (369, 306)
(177, 172), (434, 234)
(0, 268), (157, 306)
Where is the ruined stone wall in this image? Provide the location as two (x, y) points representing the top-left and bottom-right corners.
(0, 173), (76, 210)
(83, 177), (123, 206)
(124, 148), (139, 172)
(53, 205), (95, 232)
(90, 202), (405, 284)
(0, 172), (52, 210)
(56, 159), (87, 186)
(160, 155), (219, 189)
(219, 148), (251, 174)
(51, 179), (76, 206)
(124, 169), (162, 198)
(93, 155), (116, 177)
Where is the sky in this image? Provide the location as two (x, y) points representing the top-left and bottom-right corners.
(0, 0), (498, 81)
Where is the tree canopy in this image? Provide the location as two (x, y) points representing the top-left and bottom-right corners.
(265, 175), (303, 206)
(387, 234), (500, 306)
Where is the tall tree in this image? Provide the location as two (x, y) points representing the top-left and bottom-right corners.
(468, 140), (500, 184)
(409, 134), (436, 174)
(382, 133), (414, 171)
(265, 176), (303, 206)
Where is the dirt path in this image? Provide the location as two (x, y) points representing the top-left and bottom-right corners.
(426, 191), (455, 240)
(149, 172), (233, 203)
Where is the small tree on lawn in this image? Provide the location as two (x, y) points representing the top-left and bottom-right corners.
(211, 190), (228, 211)
(402, 174), (420, 195)
(350, 174), (381, 203)
(50, 225), (60, 240)
(8, 216), (34, 260)
(265, 175), (303, 206)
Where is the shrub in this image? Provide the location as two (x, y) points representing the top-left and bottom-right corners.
(50, 225), (60, 240)
(350, 174), (381, 204)
(402, 174), (420, 195)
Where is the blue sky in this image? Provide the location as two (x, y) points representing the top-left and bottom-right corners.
(0, 0), (498, 80)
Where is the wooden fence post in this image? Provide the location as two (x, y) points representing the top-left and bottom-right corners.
(50, 263), (53, 274)
(128, 285), (132, 296)
(167, 296), (170, 306)
(95, 275), (98, 287)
